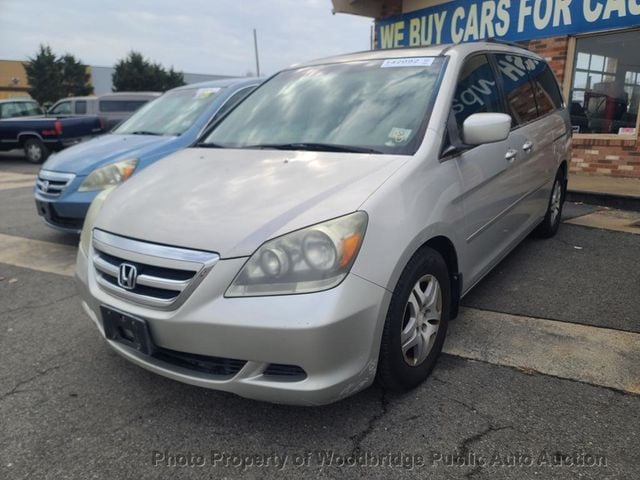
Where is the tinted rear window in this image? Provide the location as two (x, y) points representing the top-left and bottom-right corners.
(75, 100), (87, 114)
(20, 102), (43, 116)
(528, 62), (564, 116)
(494, 54), (539, 125)
(99, 100), (148, 112)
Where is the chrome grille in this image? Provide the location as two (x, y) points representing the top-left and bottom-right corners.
(36, 170), (75, 197)
(92, 229), (219, 310)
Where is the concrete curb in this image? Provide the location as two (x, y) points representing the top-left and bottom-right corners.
(446, 308), (640, 395)
(567, 189), (640, 212)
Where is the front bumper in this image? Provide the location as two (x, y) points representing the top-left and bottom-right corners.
(75, 245), (391, 406)
(34, 181), (95, 233)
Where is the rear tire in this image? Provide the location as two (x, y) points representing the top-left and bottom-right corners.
(24, 138), (49, 164)
(377, 247), (450, 392)
(533, 168), (565, 239)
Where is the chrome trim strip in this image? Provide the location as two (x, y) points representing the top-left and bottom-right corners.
(38, 170), (76, 183)
(93, 254), (190, 292)
(95, 274), (177, 308)
(36, 170), (75, 197)
(93, 255), (119, 276)
(91, 229), (219, 310)
(135, 274), (190, 292)
(93, 229), (218, 264)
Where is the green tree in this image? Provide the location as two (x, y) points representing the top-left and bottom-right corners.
(165, 67), (186, 90)
(112, 51), (185, 92)
(25, 45), (93, 105)
(24, 45), (63, 105)
(60, 54), (93, 97)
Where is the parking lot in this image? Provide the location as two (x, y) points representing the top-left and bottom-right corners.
(1, 151), (639, 479)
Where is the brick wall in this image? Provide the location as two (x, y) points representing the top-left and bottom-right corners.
(570, 138), (640, 177)
(524, 35), (640, 179)
(525, 37), (570, 85)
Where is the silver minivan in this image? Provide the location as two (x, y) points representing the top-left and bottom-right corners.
(76, 42), (570, 405)
(48, 92), (160, 130)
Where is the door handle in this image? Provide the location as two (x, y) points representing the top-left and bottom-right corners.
(505, 149), (518, 162)
(522, 140), (534, 152)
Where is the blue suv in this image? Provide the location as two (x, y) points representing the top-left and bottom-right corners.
(34, 78), (261, 232)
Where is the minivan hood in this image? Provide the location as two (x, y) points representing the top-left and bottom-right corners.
(43, 134), (176, 175)
(95, 148), (408, 258)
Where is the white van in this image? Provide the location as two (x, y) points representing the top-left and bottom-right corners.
(48, 92), (160, 130)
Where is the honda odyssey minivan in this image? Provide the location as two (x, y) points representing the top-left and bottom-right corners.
(76, 42), (570, 405)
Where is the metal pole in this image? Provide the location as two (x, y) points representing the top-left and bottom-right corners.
(253, 29), (261, 77)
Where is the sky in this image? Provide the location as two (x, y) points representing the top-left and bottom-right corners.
(0, 0), (373, 76)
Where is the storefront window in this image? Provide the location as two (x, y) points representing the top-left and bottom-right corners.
(570, 30), (640, 135)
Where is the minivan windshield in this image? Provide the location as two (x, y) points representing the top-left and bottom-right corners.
(114, 87), (222, 136)
(202, 57), (445, 155)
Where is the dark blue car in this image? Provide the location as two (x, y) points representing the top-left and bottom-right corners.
(34, 78), (261, 232)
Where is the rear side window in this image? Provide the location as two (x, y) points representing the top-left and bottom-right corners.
(75, 100), (87, 114)
(20, 102), (43, 116)
(99, 100), (148, 112)
(452, 54), (504, 131)
(527, 61), (564, 116)
(494, 54), (539, 125)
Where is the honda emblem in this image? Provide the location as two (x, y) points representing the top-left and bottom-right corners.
(118, 263), (137, 290)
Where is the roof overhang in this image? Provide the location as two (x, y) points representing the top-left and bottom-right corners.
(331, 0), (453, 18)
(331, 0), (385, 18)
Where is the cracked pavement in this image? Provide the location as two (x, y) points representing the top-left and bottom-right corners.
(1, 157), (639, 479)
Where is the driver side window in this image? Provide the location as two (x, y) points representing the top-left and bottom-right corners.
(51, 101), (72, 115)
(452, 54), (504, 133)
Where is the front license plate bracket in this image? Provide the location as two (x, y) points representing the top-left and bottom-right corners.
(100, 306), (155, 356)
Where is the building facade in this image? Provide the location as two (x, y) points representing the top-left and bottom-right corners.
(0, 60), (232, 99)
(0, 60), (31, 99)
(332, 0), (640, 178)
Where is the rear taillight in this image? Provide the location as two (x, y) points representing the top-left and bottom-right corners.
(54, 120), (63, 135)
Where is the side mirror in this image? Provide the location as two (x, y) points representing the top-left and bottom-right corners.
(462, 113), (512, 145)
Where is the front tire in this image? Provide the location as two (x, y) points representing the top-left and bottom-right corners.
(533, 168), (565, 238)
(377, 247), (450, 392)
(24, 138), (49, 164)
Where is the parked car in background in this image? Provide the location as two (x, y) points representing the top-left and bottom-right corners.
(48, 92), (160, 130)
(0, 98), (44, 119)
(35, 78), (261, 232)
(76, 42), (570, 405)
(0, 99), (104, 163)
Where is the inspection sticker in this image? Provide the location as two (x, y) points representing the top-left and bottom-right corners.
(381, 57), (434, 68)
(388, 127), (412, 144)
(193, 87), (220, 99)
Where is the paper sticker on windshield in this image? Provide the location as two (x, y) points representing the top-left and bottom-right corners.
(388, 128), (412, 144)
(193, 88), (220, 99)
(381, 58), (434, 68)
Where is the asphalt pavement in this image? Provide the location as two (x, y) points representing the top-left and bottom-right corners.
(1, 154), (639, 479)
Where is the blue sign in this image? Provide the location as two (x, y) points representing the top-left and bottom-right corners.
(376, 0), (640, 48)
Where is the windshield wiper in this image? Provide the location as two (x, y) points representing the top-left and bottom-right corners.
(129, 130), (162, 136)
(242, 143), (382, 154)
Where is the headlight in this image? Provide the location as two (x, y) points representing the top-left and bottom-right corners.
(78, 158), (137, 192)
(226, 211), (368, 297)
(79, 187), (115, 254)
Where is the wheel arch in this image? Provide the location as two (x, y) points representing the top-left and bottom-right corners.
(17, 132), (45, 148)
(559, 159), (568, 176)
(419, 235), (462, 319)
